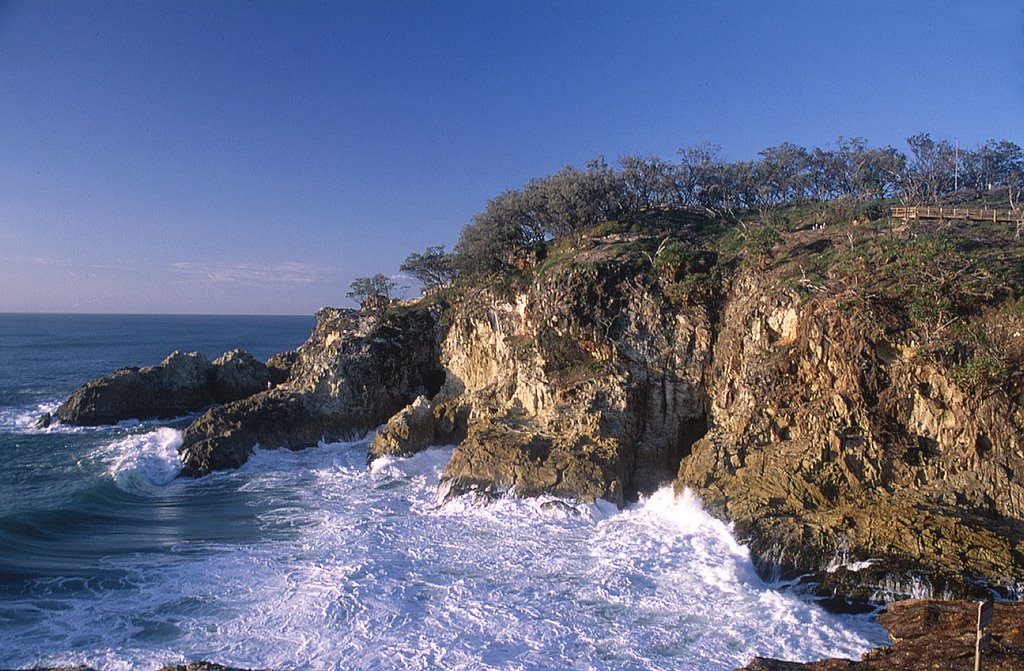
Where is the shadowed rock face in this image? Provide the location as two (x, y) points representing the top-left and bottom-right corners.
(52, 350), (274, 426)
(736, 599), (1024, 671)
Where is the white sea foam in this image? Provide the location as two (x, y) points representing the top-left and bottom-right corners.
(0, 401), (62, 432)
(0, 440), (887, 671)
(93, 427), (184, 493)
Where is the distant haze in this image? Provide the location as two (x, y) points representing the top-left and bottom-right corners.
(1, 0), (1021, 314)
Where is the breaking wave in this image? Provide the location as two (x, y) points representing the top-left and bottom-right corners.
(0, 439), (886, 671)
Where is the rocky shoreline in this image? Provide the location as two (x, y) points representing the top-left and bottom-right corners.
(43, 212), (1023, 668)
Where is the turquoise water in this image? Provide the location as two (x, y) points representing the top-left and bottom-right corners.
(0, 314), (886, 670)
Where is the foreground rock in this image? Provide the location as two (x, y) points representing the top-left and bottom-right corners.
(736, 599), (1024, 670)
(179, 306), (446, 476)
(48, 350), (276, 426)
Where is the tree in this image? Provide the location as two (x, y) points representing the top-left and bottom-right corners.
(400, 246), (456, 291)
(347, 274), (397, 309)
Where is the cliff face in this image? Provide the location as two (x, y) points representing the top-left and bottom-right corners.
(170, 214), (1023, 602)
(434, 235), (712, 504)
(416, 222), (1024, 600)
(678, 263), (1024, 600)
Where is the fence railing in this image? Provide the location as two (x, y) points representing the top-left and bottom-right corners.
(890, 206), (1023, 224)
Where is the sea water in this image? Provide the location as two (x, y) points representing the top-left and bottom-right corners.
(0, 314), (887, 670)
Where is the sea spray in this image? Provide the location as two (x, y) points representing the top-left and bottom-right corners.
(1, 438), (887, 671)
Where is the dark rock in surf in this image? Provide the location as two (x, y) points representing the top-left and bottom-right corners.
(54, 351), (215, 426)
(51, 349), (279, 427)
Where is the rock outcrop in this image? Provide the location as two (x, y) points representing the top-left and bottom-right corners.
(369, 395), (436, 460)
(178, 306), (446, 476)
(49, 350), (279, 426)
(432, 234), (713, 505)
(735, 599), (1024, 670)
(676, 258), (1024, 601)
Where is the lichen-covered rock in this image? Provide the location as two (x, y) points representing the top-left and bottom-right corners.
(369, 395), (435, 460)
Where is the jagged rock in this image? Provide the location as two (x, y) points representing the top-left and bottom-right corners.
(734, 599), (1024, 670)
(265, 351), (297, 385)
(212, 350), (272, 403)
(49, 349), (279, 427)
(675, 260), (1024, 601)
(369, 395), (435, 460)
(53, 351), (215, 426)
(436, 241), (712, 504)
(178, 305), (446, 477)
(34, 412), (52, 429)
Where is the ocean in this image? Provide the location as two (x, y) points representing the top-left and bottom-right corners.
(0, 313), (886, 671)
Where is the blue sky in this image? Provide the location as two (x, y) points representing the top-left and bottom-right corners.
(1, 0), (1022, 314)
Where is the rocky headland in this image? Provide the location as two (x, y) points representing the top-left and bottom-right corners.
(48, 205), (1023, 666)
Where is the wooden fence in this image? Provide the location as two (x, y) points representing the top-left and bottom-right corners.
(890, 206), (1024, 224)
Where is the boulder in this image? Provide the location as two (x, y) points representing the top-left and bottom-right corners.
(54, 351), (215, 426)
(369, 395), (435, 460)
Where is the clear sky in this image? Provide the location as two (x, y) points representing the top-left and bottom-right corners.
(1, 0), (1022, 314)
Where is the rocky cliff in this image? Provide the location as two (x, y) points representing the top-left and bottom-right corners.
(178, 305), (446, 476)
(112, 209), (1020, 605)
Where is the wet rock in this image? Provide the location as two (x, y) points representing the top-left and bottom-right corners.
(734, 599), (1024, 670)
(34, 412), (52, 429)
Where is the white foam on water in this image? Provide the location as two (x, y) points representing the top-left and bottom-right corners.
(0, 441), (887, 671)
(0, 400), (63, 433)
(92, 427), (184, 493)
